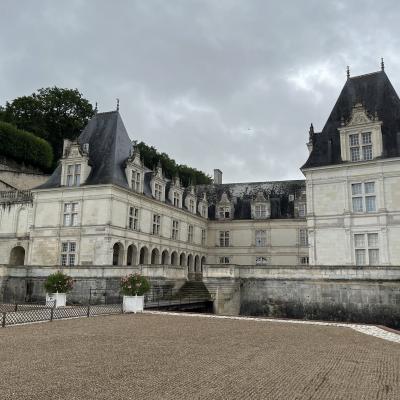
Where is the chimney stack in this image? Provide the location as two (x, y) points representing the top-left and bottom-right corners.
(214, 169), (222, 184)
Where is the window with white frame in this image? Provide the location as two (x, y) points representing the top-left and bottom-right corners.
(255, 230), (267, 247)
(255, 204), (267, 218)
(173, 192), (180, 207)
(63, 202), (79, 226)
(152, 214), (161, 235)
(351, 182), (376, 213)
(219, 231), (230, 247)
(128, 206), (139, 230)
(66, 164), (81, 187)
(189, 199), (195, 213)
(131, 170), (141, 192)
(354, 233), (379, 265)
(255, 256), (268, 265)
(154, 183), (162, 200)
(219, 256), (230, 264)
(188, 225), (194, 243)
(299, 229), (308, 246)
(349, 132), (373, 162)
(172, 220), (179, 240)
(300, 256), (309, 265)
(201, 229), (206, 246)
(201, 204), (207, 218)
(60, 241), (76, 266)
(218, 206), (230, 219)
(298, 203), (306, 218)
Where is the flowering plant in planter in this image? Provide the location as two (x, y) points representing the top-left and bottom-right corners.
(120, 273), (150, 296)
(44, 271), (74, 293)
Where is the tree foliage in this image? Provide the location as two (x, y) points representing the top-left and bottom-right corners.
(0, 121), (53, 170)
(0, 87), (95, 164)
(137, 142), (211, 186)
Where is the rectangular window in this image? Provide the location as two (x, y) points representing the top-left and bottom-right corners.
(128, 207), (139, 230)
(154, 183), (162, 200)
(173, 192), (180, 207)
(172, 220), (179, 240)
(255, 204), (267, 218)
(152, 214), (161, 235)
(189, 199), (195, 213)
(188, 225), (194, 243)
(63, 202), (79, 226)
(131, 171), (141, 192)
(255, 230), (267, 247)
(218, 206), (230, 219)
(60, 241), (76, 266)
(349, 132), (373, 161)
(201, 229), (206, 246)
(219, 231), (230, 247)
(201, 204), (207, 218)
(66, 164), (81, 187)
(255, 256), (268, 265)
(300, 256), (309, 265)
(299, 229), (308, 246)
(219, 256), (230, 264)
(351, 182), (376, 213)
(354, 233), (379, 265)
(298, 203), (306, 218)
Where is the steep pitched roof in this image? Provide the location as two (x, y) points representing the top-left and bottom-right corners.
(302, 70), (400, 169)
(37, 111), (133, 189)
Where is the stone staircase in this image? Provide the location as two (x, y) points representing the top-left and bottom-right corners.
(177, 280), (211, 300)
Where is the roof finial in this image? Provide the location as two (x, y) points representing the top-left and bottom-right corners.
(346, 65), (350, 79)
(116, 98), (120, 112)
(94, 102), (98, 114)
(308, 123), (314, 142)
(381, 57), (385, 71)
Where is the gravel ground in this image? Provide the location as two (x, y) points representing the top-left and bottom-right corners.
(0, 313), (399, 400)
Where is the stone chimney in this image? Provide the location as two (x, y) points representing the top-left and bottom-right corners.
(214, 169), (222, 184)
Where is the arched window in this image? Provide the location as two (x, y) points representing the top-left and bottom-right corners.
(151, 248), (160, 265)
(112, 243), (124, 266)
(161, 250), (169, 265)
(127, 244), (137, 266)
(171, 251), (178, 265)
(139, 246), (149, 265)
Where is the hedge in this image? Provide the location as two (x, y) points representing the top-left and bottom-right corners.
(0, 121), (53, 170)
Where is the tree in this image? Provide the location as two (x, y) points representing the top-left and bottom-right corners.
(1, 87), (95, 164)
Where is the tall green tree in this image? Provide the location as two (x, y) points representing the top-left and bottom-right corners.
(1, 87), (95, 164)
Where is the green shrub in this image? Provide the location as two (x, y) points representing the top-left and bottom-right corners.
(44, 271), (74, 293)
(120, 273), (150, 296)
(0, 121), (53, 170)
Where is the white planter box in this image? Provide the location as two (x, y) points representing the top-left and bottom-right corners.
(123, 295), (144, 313)
(46, 293), (67, 308)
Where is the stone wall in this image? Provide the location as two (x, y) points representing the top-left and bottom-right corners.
(0, 265), (186, 304)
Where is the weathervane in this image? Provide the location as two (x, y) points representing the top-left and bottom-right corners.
(346, 65), (350, 78)
(381, 57), (385, 71)
(116, 98), (120, 111)
(94, 102), (98, 114)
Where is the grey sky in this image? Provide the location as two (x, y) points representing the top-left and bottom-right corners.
(1, 0), (399, 182)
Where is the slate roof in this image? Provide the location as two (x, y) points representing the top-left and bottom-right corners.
(197, 180), (305, 220)
(37, 111), (134, 189)
(302, 70), (400, 169)
(37, 111), (305, 219)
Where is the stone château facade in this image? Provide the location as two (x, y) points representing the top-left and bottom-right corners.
(1, 67), (400, 272)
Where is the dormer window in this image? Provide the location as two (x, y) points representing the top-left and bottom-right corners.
(154, 183), (162, 200)
(255, 204), (267, 218)
(339, 103), (382, 163)
(61, 140), (90, 187)
(189, 199), (195, 213)
(66, 164), (81, 187)
(131, 170), (141, 192)
(173, 192), (180, 207)
(218, 206), (230, 219)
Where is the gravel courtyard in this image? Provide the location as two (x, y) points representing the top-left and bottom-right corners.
(0, 312), (399, 400)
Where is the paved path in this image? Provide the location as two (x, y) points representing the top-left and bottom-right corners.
(0, 312), (399, 399)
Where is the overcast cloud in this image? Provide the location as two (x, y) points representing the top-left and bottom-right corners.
(1, 0), (400, 182)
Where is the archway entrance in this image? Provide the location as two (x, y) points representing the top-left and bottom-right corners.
(139, 247), (149, 264)
(112, 243), (124, 266)
(127, 244), (137, 266)
(9, 246), (25, 266)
